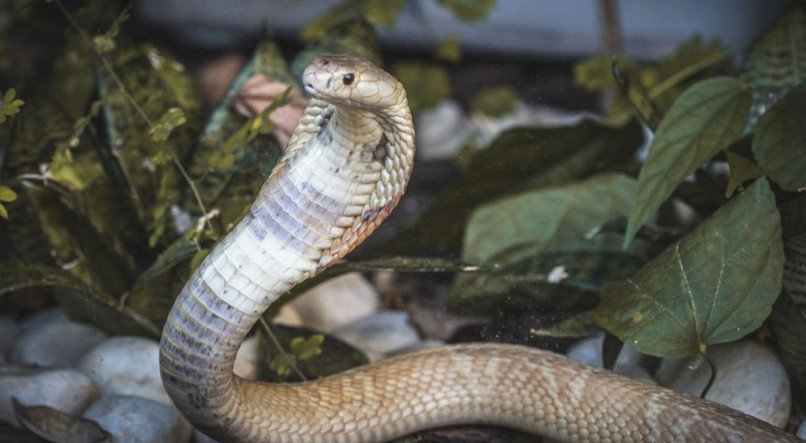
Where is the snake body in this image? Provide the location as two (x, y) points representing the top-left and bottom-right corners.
(159, 55), (797, 442)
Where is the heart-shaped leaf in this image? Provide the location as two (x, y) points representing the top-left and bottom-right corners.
(596, 179), (783, 357)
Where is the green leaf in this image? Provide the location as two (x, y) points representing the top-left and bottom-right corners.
(290, 334), (325, 360)
(595, 179), (783, 358)
(260, 325), (368, 381)
(452, 174), (642, 313)
(387, 119), (644, 256)
(137, 238), (199, 281)
(148, 107), (186, 142)
(0, 185), (17, 202)
(470, 85), (518, 117)
(740, 3), (806, 132)
(0, 88), (25, 124)
(435, 0), (496, 21)
(0, 203), (7, 220)
(463, 174), (636, 264)
(391, 61), (451, 112)
(435, 37), (462, 63)
(724, 151), (763, 198)
(624, 77), (752, 246)
(752, 83), (806, 191)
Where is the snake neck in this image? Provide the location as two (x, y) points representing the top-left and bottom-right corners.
(159, 95), (414, 441)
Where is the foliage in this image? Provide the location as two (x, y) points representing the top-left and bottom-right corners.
(0, 88), (24, 124)
(269, 334), (325, 377)
(392, 61), (452, 112)
(595, 179), (782, 357)
(470, 85), (519, 117)
(623, 77), (752, 245)
(0, 185), (16, 219)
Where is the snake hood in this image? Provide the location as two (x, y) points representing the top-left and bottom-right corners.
(303, 55), (406, 111)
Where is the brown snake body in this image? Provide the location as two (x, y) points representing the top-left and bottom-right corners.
(159, 55), (798, 442)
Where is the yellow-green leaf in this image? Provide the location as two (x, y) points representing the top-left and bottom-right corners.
(0, 186), (17, 202)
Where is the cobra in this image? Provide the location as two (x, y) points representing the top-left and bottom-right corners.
(158, 55), (797, 442)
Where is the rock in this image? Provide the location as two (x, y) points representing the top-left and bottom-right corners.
(18, 308), (69, 332)
(566, 335), (653, 382)
(11, 314), (105, 368)
(76, 336), (170, 406)
(233, 336), (259, 381)
(290, 273), (379, 333)
(272, 304), (303, 328)
(655, 340), (790, 427)
(0, 367), (97, 426)
(84, 395), (192, 443)
(0, 316), (19, 358)
(415, 100), (471, 160)
(798, 419), (806, 439)
(332, 312), (420, 361)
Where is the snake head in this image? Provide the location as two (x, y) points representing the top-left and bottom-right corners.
(303, 55), (404, 110)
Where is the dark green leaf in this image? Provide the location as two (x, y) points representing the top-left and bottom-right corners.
(595, 179), (783, 357)
(451, 174), (643, 313)
(740, 3), (806, 132)
(388, 119), (644, 255)
(752, 83), (806, 191)
(137, 238), (199, 281)
(23, 180), (137, 296)
(624, 77), (752, 246)
(0, 261), (89, 296)
(463, 174), (636, 264)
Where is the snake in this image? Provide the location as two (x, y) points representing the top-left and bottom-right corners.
(158, 55), (798, 442)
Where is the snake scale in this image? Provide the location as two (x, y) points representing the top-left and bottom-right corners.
(158, 55), (798, 442)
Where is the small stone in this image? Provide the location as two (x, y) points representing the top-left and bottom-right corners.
(76, 336), (170, 406)
(290, 273), (379, 333)
(0, 316), (19, 358)
(233, 336), (259, 381)
(332, 312), (420, 361)
(11, 314), (105, 368)
(566, 335), (653, 382)
(83, 395), (191, 443)
(272, 304), (302, 327)
(0, 367), (97, 426)
(797, 419), (806, 439)
(655, 340), (790, 427)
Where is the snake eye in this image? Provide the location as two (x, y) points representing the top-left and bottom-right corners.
(342, 73), (355, 85)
